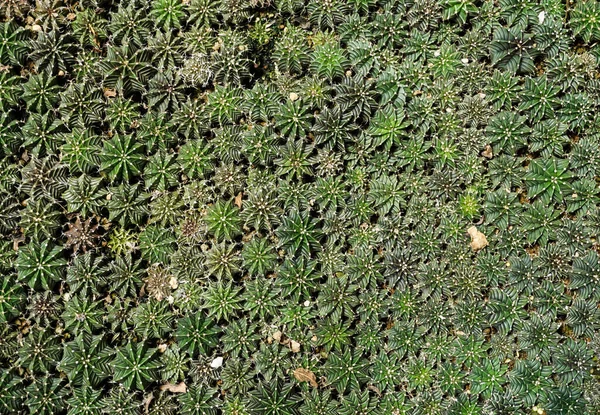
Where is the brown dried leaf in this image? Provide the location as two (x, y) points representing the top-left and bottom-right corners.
(367, 384), (381, 396)
(104, 88), (117, 98)
(234, 192), (243, 208)
(526, 245), (540, 257)
(142, 392), (154, 414)
(13, 235), (25, 251)
(482, 144), (493, 159)
(293, 368), (318, 388)
(159, 381), (187, 393)
(467, 226), (488, 251)
(385, 319), (394, 330)
(290, 340), (301, 353)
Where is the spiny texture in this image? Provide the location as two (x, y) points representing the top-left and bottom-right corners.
(2, 0), (600, 414)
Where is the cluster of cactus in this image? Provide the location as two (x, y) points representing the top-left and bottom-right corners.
(2, 0), (600, 414)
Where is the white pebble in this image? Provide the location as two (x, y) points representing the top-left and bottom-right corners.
(210, 356), (224, 368)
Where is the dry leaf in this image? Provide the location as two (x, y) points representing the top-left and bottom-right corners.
(367, 384), (381, 396)
(13, 235), (25, 251)
(525, 245), (540, 257)
(481, 144), (493, 159)
(289, 92), (299, 101)
(157, 343), (167, 353)
(142, 392), (154, 414)
(159, 381), (187, 393)
(467, 226), (488, 251)
(271, 330), (301, 352)
(293, 368), (318, 388)
(234, 192), (243, 208)
(104, 88), (117, 98)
